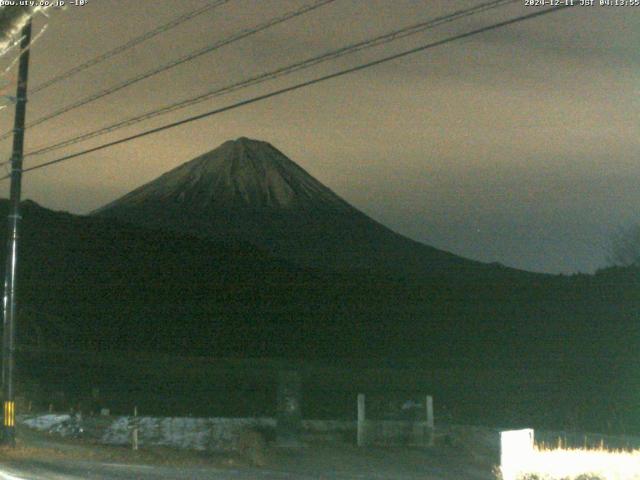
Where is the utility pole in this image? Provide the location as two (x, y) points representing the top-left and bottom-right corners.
(2, 20), (32, 446)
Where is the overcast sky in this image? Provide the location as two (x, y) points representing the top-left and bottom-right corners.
(0, 0), (637, 274)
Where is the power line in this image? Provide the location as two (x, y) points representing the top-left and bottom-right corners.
(0, 0), (336, 143)
(2, 5), (575, 181)
(29, 0), (232, 95)
(24, 0), (517, 159)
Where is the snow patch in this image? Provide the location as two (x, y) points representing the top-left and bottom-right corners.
(21, 413), (84, 438)
(21, 413), (71, 430)
(21, 413), (277, 451)
(102, 416), (276, 451)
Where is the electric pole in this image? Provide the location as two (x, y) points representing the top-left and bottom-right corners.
(2, 20), (32, 446)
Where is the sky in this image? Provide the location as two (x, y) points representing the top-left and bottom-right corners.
(0, 0), (637, 274)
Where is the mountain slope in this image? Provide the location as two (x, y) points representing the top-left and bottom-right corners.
(6, 200), (637, 363)
(2, 200), (637, 434)
(4, 200), (323, 355)
(93, 137), (504, 279)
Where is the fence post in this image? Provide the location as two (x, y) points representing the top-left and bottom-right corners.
(276, 368), (302, 447)
(426, 395), (434, 446)
(357, 393), (366, 447)
(132, 406), (139, 451)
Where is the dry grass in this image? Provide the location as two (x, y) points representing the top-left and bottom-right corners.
(498, 444), (640, 480)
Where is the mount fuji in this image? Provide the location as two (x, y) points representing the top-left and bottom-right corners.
(93, 137), (516, 279)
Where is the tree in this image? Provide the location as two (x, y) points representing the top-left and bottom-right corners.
(608, 224), (640, 268)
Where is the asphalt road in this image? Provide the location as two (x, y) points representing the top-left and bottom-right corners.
(0, 453), (494, 480)
(2, 427), (496, 480)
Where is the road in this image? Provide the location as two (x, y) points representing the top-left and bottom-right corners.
(0, 447), (494, 480)
(1, 427), (496, 480)
(0, 462), (491, 480)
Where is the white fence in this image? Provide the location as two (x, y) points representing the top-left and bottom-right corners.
(356, 393), (434, 447)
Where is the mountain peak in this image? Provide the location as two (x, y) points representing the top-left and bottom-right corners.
(219, 136), (271, 152)
(234, 136), (259, 144)
(94, 137), (497, 276)
(94, 138), (350, 213)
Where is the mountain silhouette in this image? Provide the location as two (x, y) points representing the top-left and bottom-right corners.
(3, 199), (637, 432)
(94, 137), (513, 279)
